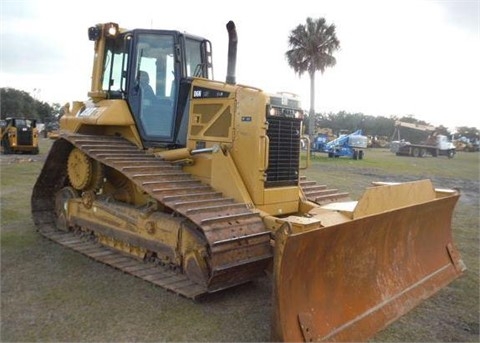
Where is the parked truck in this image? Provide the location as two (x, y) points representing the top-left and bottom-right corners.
(313, 129), (368, 159)
(390, 121), (456, 158)
(0, 117), (39, 154)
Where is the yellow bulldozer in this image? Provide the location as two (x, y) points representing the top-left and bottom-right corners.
(31, 21), (465, 341)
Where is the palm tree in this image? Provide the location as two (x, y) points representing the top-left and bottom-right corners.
(286, 17), (340, 137)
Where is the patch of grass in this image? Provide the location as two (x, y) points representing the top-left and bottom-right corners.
(309, 148), (479, 180)
(0, 138), (53, 225)
(1, 141), (478, 342)
(0, 230), (37, 249)
(0, 163), (38, 225)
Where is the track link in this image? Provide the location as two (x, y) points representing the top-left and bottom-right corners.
(40, 227), (206, 298)
(32, 133), (272, 299)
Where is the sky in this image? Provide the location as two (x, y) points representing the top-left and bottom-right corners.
(1, 0), (479, 131)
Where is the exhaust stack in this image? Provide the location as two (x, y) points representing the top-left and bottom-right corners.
(226, 21), (237, 85)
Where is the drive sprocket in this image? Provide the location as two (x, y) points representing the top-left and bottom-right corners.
(67, 148), (104, 191)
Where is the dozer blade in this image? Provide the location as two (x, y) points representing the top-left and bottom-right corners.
(272, 183), (465, 342)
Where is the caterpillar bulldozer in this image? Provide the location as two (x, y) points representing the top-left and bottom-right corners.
(31, 21), (465, 341)
(1, 117), (39, 154)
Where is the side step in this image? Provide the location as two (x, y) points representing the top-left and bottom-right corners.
(38, 227), (208, 299)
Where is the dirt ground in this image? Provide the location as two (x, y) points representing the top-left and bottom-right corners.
(1, 143), (479, 342)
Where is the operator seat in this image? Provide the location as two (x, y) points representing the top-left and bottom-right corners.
(139, 70), (156, 101)
(138, 71), (172, 136)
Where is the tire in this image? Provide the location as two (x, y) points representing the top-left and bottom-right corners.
(412, 147), (420, 157)
(1, 137), (11, 154)
(448, 150), (455, 159)
(359, 150), (364, 160)
(353, 150), (358, 160)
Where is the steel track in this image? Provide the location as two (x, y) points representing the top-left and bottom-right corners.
(31, 133), (272, 299)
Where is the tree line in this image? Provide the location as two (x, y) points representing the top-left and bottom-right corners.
(305, 111), (479, 143)
(0, 87), (62, 130)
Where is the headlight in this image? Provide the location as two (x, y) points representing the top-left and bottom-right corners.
(88, 22), (119, 41)
(105, 23), (119, 37)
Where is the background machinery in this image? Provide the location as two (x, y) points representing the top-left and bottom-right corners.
(31, 21), (465, 341)
(313, 129), (368, 159)
(390, 120), (456, 158)
(453, 135), (479, 152)
(1, 117), (39, 154)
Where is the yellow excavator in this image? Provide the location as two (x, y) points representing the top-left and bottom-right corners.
(31, 21), (465, 341)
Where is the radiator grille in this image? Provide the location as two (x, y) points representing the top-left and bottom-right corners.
(17, 129), (33, 145)
(265, 116), (301, 187)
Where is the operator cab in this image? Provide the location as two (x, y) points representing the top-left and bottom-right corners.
(4, 118), (37, 130)
(92, 24), (213, 148)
